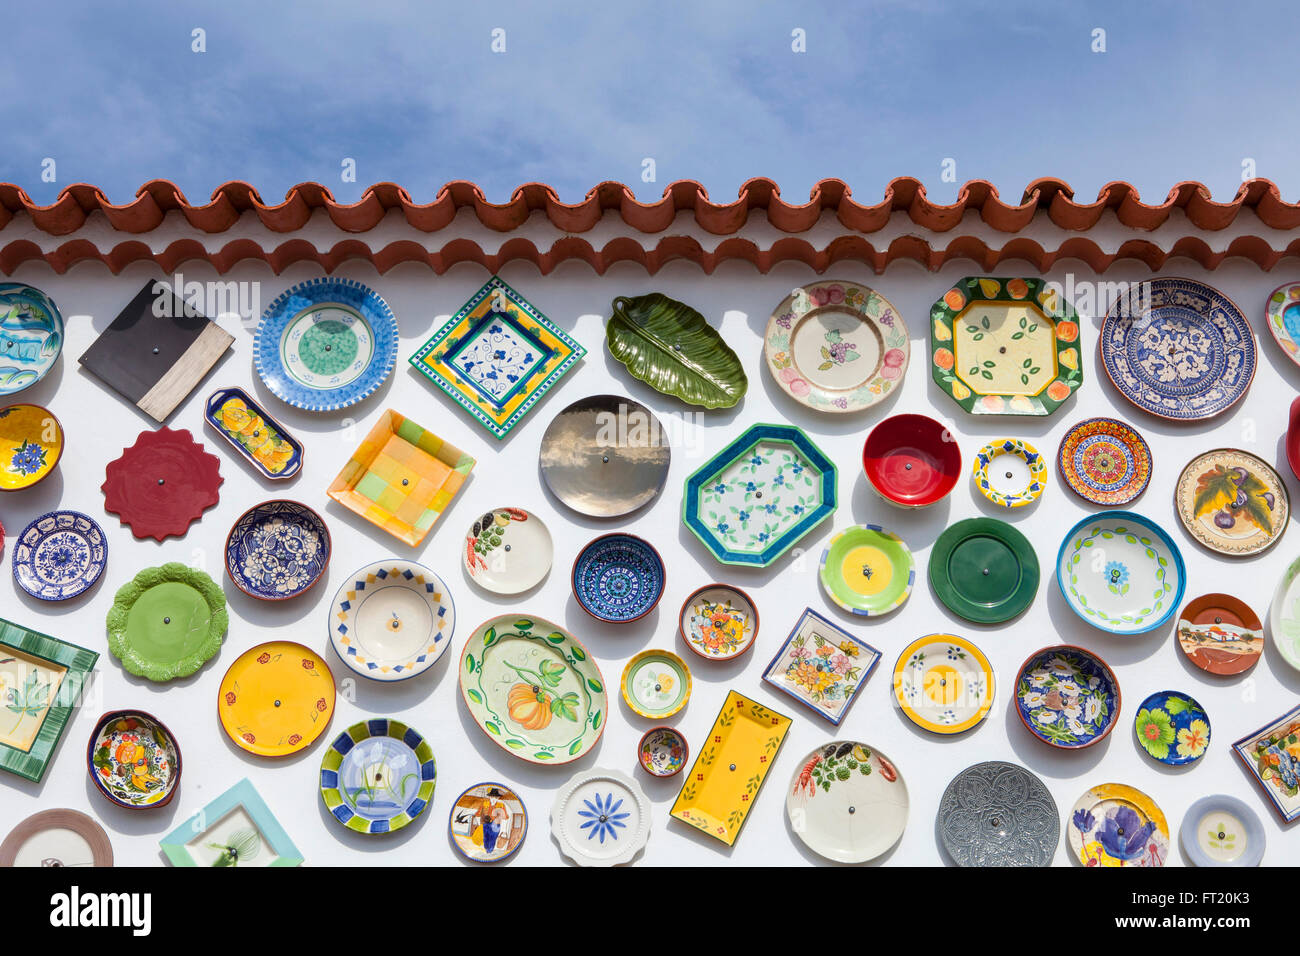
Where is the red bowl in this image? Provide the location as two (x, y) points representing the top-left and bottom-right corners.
(862, 414), (961, 507)
(1287, 396), (1300, 483)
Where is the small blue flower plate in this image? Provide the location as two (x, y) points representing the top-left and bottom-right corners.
(12, 510), (108, 601)
(224, 500), (331, 601)
(571, 533), (665, 623)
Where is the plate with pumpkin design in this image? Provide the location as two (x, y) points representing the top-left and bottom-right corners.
(1134, 690), (1210, 766)
(459, 615), (607, 765)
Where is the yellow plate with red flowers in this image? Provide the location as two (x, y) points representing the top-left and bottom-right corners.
(218, 641), (336, 757)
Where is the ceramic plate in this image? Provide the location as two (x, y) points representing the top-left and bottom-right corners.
(1014, 645), (1120, 749)
(160, 778), (302, 867)
(670, 690), (791, 846)
(254, 277), (398, 412)
(862, 414), (961, 507)
(12, 510), (108, 601)
(1057, 417), (1152, 506)
(786, 741), (908, 864)
(539, 394), (670, 517)
(972, 439), (1045, 508)
(1177, 593), (1263, 676)
(459, 615), (606, 765)
(1101, 277), (1255, 421)
(620, 649), (691, 719)
(818, 524), (914, 615)
(551, 767), (651, 867)
(1174, 448), (1288, 556)
(637, 727), (688, 778)
(683, 422), (837, 566)
(1265, 280), (1300, 367)
(225, 500), (330, 600)
(410, 276), (585, 439)
(761, 608), (880, 726)
(892, 634), (995, 734)
(1056, 511), (1184, 635)
(449, 782), (528, 862)
(0, 284), (63, 396)
(763, 280), (909, 412)
(928, 518), (1038, 624)
(930, 276), (1083, 416)
(328, 560), (454, 681)
(0, 809), (112, 867)
(204, 386), (304, 480)
(87, 710), (181, 809)
(218, 641), (336, 757)
(102, 427), (223, 540)
(1180, 794), (1266, 867)
(320, 718), (436, 835)
(1268, 557), (1300, 672)
(1232, 705), (1300, 822)
(464, 507), (552, 595)
(677, 583), (758, 661)
(571, 533), (665, 623)
(326, 409), (475, 547)
(1288, 396), (1300, 482)
(0, 403), (62, 491)
(937, 761), (1059, 867)
(106, 563), (228, 682)
(1068, 783), (1169, 867)
(1134, 690), (1210, 766)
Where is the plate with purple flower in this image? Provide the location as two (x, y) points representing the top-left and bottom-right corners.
(1068, 783), (1169, 867)
(763, 280), (909, 413)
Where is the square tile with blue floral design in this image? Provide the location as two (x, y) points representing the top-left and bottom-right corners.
(409, 276), (584, 439)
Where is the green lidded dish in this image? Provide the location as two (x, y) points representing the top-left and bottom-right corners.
(106, 563), (228, 681)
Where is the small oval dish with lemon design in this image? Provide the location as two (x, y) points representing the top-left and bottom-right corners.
(620, 649), (691, 719)
(818, 525), (914, 616)
(972, 439), (1046, 508)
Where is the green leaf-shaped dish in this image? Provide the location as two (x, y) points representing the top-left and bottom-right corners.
(106, 562), (228, 681)
(606, 293), (747, 408)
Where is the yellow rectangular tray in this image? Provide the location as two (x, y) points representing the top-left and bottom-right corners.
(669, 689), (791, 846)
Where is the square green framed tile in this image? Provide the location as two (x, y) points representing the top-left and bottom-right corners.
(160, 778), (304, 867)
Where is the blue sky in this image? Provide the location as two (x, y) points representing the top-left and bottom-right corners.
(4, 1), (1297, 207)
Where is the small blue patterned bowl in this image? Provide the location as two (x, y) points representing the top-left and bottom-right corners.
(225, 499), (331, 601)
(572, 533), (665, 623)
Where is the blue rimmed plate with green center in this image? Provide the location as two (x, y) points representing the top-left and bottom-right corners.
(1056, 511), (1185, 635)
(818, 524), (914, 615)
(254, 278), (399, 412)
(1134, 690), (1210, 766)
(319, 718), (436, 835)
(972, 439), (1045, 508)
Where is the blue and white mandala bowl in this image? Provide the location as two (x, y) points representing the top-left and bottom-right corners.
(12, 510), (107, 601)
(572, 533), (665, 623)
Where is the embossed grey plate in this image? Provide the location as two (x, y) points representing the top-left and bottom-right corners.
(937, 760), (1058, 867)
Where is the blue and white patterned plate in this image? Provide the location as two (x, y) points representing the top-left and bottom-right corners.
(1100, 277), (1256, 421)
(571, 533), (665, 623)
(12, 510), (107, 601)
(0, 284), (63, 397)
(254, 278), (399, 411)
(224, 500), (331, 600)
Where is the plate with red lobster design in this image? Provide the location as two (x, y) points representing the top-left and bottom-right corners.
(786, 741), (907, 863)
(462, 507), (552, 595)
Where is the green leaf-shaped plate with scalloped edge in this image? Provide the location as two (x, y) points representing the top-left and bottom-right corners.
(106, 562), (228, 681)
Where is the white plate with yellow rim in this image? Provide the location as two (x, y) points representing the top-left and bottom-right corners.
(892, 634), (995, 734)
(972, 439), (1046, 508)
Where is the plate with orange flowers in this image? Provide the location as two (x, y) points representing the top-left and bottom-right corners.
(677, 584), (758, 662)
(218, 641), (336, 757)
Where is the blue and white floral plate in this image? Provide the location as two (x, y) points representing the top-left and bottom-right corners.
(0, 284), (63, 397)
(253, 278), (399, 412)
(1100, 277), (1255, 421)
(571, 533), (665, 623)
(224, 500), (331, 600)
(1056, 511), (1185, 635)
(1179, 794), (1266, 867)
(1014, 645), (1120, 749)
(12, 510), (108, 601)
(550, 767), (650, 867)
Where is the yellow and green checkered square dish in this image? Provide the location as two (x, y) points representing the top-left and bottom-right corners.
(326, 410), (475, 546)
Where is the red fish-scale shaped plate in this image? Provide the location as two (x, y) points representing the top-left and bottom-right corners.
(102, 428), (223, 541)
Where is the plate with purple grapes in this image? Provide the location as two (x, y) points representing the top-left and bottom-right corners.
(1174, 449), (1289, 557)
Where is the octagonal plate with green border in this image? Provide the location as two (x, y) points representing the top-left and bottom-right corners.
(930, 276), (1083, 416)
(818, 524), (915, 616)
(683, 423), (837, 567)
(319, 718), (436, 835)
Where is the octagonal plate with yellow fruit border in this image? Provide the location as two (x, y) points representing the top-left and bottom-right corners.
(930, 276), (1083, 416)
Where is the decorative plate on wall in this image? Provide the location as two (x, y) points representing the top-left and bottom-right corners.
(1100, 277), (1255, 421)
(1014, 645), (1120, 750)
(161, 778), (303, 867)
(1056, 511), (1184, 635)
(1057, 417), (1152, 506)
(224, 500), (330, 601)
(1174, 448), (1288, 556)
(410, 276), (585, 438)
(637, 726), (688, 778)
(101, 428), (223, 540)
(1068, 783), (1169, 867)
(972, 439), (1045, 508)
(1176, 593), (1263, 676)
(204, 386), (303, 480)
(12, 510), (108, 601)
(892, 634), (995, 735)
(551, 767), (650, 867)
(1232, 704), (1300, 822)
(861, 413), (961, 507)
(683, 422), (837, 567)
(254, 277), (398, 412)
(1179, 794), (1266, 867)
(761, 608), (880, 726)
(328, 560), (454, 681)
(459, 615), (606, 765)
(763, 280), (909, 412)
(106, 563), (228, 682)
(0, 283), (63, 397)
(1134, 690), (1210, 766)
(677, 583), (758, 662)
(463, 507), (552, 595)
(320, 718), (436, 835)
(449, 782), (528, 863)
(1264, 280), (1300, 367)
(87, 710), (181, 810)
(620, 649), (691, 719)
(929, 276), (1082, 416)
(0, 403), (62, 491)
(571, 533), (665, 623)
(937, 761), (1058, 867)
(0, 809), (113, 867)
(928, 518), (1038, 624)
(1268, 558), (1300, 672)
(786, 741), (908, 864)
(217, 641), (335, 757)
(818, 524), (914, 616)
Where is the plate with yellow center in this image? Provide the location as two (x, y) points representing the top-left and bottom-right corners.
(818, 525), (914, 616)
(218, 641), (336, 757)
(620, 649), (691, 719)
(892, 634), (995, 734)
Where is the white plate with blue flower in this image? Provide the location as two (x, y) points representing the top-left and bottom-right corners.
(550, 767), (649, 867)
